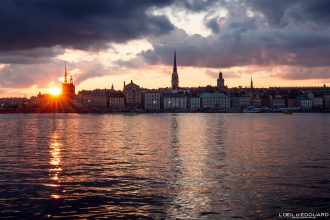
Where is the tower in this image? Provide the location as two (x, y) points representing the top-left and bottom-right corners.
(62, 65), (75, 97)
(171, 50), (179, 90)
(250, 77), (254, 89)
(64, 64), (68, 84)
(217, 70), (225, 89)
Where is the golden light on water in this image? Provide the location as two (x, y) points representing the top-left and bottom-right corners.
(48, 133), (63, 199)
(49, 86), (62, 96)
(50, 135), (61, 182)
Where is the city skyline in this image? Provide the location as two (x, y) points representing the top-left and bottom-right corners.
(1, 0), (330, 97)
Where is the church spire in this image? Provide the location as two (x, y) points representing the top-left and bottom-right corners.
(173, 50), (177, 73)
(251, 76), (254, 89)
(219, 69), (223, 79)
(64, 64), (68, 84)
(171, 50), (179, 89)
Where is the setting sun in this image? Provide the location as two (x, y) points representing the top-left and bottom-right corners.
(49, 86), (62, 96)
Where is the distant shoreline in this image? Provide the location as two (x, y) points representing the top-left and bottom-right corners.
(0, 110), (329, 114)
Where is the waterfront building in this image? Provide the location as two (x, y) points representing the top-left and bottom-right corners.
(312, 96), (323, 109)
(230, 95), (250, 109)
(323, 94), (330, 109)
(261, 95), (272, 108)
(188, 96), (201, 109)
(0, 97), (29, 112)
(200, 93), (230, 109)
(123, 80), (142, 109)
(286, 98), (299, 108)
(163, 93), (187, 110)
(144, 92), (161, 110)
(61, 66), (76, 111)
(78, 89), (108, 111)
(271, 95), (285, 108)
(299, 96), (313, 109)
(252, 95), (262, 107)
(217, 70), (225, 89)
(108, 91), (125, 111)
(171, 51), (179, 90)
(62, 65), (75, 98)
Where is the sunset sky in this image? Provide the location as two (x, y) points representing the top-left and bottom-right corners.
(0, 0), (330, 97)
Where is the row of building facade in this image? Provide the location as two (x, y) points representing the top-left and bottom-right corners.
(76, 82), (330, 112)
(76, 50), (330, 112)
(1, 52), (330, 113)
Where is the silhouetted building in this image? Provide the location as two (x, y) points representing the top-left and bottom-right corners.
(78, 89), (108, 111)
(323, 94), (330, 109)
(312, 96), (323, 109)
(286, 98), (299, 108)
(252, 95), (262, 107)
(0, 97), (28, 112)
(62, 65), (75, 98)
(299, 96), (312, 109)
(188, 96), (200, 109)
(144, 92), (160, 110)
(171, 51), (179, 90)
(230, 95), (250, 109)
(271, 95), (285, 108)
(123, 80), (142, 109)
(201, 93), (230, 109)
(217, 70), (225, 89)
(108, 91), (125, 111)
(261, 95), (272, 108)
(163, 93), (187, 110)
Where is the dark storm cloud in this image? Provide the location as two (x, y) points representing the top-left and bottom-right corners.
(73, 61), (107, 85)
(140, 0), (330, 78)
(2, 0), (330, 89)
(245, 0), (330, 27)
(0, 47), (64, 64)
(0, 0), (175, 52)
(176, 0), (219, 11)
(205, 18), (220, 34)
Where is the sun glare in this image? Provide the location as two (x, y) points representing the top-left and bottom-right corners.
(49, 86), (62, 96)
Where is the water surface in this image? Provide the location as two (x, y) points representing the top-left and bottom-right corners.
(0, 113), (329, 219)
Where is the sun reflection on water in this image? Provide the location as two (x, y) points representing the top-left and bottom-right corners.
(48, 132), (63, 198)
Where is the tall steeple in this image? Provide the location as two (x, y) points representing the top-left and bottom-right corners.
(62, 65), (76, 98)
(217, 69), (225, 89)
(173, 50), (177, 73)
(64, 64), (68, 84)
(219, 70), (223, 79)
(250, 76), (254, 89)
(171, 50), (179, 89)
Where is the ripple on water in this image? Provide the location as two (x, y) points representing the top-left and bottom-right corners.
(0, 113), (329, 219)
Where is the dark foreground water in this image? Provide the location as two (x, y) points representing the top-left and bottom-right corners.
(0, 113), (329, 219)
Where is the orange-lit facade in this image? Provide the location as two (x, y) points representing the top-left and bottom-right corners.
(62, 65), (75, 98)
